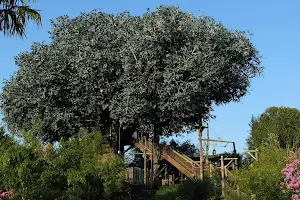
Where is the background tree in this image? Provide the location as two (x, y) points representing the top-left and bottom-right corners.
(1, 6), (261, 144)
(247, 106), (300, 149)
(168, 139), (199, 157)
(0, 0), (41, 37)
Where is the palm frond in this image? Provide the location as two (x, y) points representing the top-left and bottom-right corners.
(0, 0), (41, 37)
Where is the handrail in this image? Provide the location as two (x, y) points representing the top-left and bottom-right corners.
(166, 147), (201, 178)
(134, 138), (202, 178)
(175, 149), (200, 167)
(135, 138), (152, 152)
(168, 147), (200, 167)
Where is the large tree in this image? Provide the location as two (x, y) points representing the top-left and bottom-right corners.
(247, 107), (300, 149)
(0, 0), (41, 37)
(1, 6), (261, 143)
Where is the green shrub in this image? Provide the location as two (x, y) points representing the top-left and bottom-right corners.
(155, 185), (178, 200)
(156, 178), (217, 200)
(0, 128), (130, 200)
(231, 134), (292, 200)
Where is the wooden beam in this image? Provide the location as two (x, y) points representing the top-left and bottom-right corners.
(202, 138), (236, 153)
(255, 148), (259, 161)
(157, 165), (167, 177)
(224, 158), (238, 160)
(202, 138), (234, 144)
(127, 152), (153, 155)
(225, 159), (234, 168)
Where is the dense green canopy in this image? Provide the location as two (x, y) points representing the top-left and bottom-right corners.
(247, 106), (300, 149)
(1, 6), (261, 142)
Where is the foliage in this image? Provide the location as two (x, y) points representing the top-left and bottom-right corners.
(0, 127), (130, 200)
(235, 134), (291, 200)
(130, 185), (156, 200)
(155, 178), (216, 200)
(1, 6), (261, 143)
(247, 107), (300, 149)
(167, 139), (199, 157)
(0, 0), (41, 37)
(127, 148), (144, 169)
(281, 152), (300, 200)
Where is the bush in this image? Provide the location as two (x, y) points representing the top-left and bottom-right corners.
(233, 134), (291, 200)
(155, 178), (217, 200)
(0, 127), (130, 200)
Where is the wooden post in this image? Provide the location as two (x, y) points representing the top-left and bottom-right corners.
(144, 150), (147, 186)
(205, 124), (210, 176)
(209, 163), (213, 178)
(199, 126), (204, 180)
(235, 158), (238, 171)
(150, 156), (153, 188)
(151, 139), (154, 188)
(221, 155), (225, 197)
(165, 165), (168, 179)
(180, 170), (183, 181)
(255, 148), (259, 161)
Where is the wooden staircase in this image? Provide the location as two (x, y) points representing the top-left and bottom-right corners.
(134, 139), (153, 152)
(134, 139), (201, 179)
(162, 146), (201, 179)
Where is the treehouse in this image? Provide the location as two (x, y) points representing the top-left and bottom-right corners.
(123, 125), (242, 192)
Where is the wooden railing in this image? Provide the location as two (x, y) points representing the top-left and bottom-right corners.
(164, 146), (201, 179)
(134, 138), (202, 179)
(134, 138), (153, 152)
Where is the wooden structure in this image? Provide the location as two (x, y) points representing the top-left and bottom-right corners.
(126, 167), (144, 185)
(127, 127), (239, 188)
(123, 124), (258, 198)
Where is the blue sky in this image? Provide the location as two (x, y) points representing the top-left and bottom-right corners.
(1, 0), (300, 153)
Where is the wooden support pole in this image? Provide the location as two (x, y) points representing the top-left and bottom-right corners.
(199, 126), (204, 180)
(165, 165), (168, 178)
(151, 139), (154, 188)
(144, 150), (147, 186)
(150, 157), (153, 188)
(205, 124), (210, 176)
(180, 170), (183, 181)
(221, 155), (225, 197)
(235, 158), (238, 171)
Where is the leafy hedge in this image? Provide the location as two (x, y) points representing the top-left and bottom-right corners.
(0, 127), (130, 200)
(155, 178), (217, 200)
